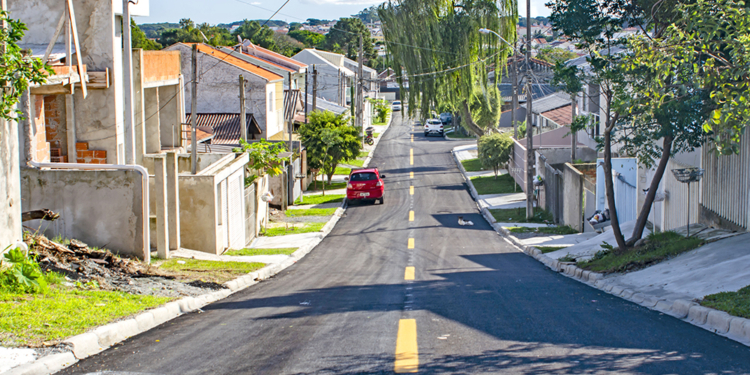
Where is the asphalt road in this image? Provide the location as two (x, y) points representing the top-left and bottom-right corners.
(63, 115), (750, 374)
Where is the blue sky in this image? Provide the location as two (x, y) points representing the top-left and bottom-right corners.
(137, 0), (551, 25)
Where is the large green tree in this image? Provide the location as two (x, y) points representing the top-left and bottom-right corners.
(233, 20), (276, 49)
(158, 18), (234, 47)
(132, 20), (162, 50)
(378, 0), (516, 137)
(322, 18), (376, 61)
(288, 29), (325, 48)
(353, 6), (381, 23)
(298, 111), (362, 186)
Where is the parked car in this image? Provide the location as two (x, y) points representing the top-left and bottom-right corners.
(439, 112), (453, 124)
(345, 168), (386, 204)
(392, 100), (402, 111)
(424, 118), (444, 137)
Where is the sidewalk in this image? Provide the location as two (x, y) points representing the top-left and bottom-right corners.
(452, 144), (750, 347)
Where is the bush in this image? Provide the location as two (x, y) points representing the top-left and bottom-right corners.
(375, 102), (391, 123)
(478, 132), (514, 178)
(0, 245), (46, 294)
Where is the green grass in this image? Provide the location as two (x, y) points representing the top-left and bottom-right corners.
(156, 258), (265, 283)
(374, 132), (380, 138)
(446, 130), (476, 139)
(535, 246), (567, 253)
(0, 287), (169, 347)
(470, 174), (521, 195)
(295, 194), (345, 205)
(263, 222), (326, 237)
(286, 208), (337, 217)
(334, 159), (366, 175)
(490, 207), (554, 223)
(359, 151), (370, 158)
(224, 248), (298, 256)
(308, 181), (348, 190)
(507, 226), (579, 235)
(461, 158), (486, 172)
(577, 231), (704, 274)
(702, 285), (750, 319)
(373, 119), (386, 125)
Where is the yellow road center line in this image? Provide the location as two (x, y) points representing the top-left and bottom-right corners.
(411, 134), (414, 142)
(394, 319), (418, 373)
(410, 186), (414, 195)
(409, 211), (414, 222)
(410, 149), (413, 165)
(404, 266), (415, 280)
(408, 238), (415, 249)
(410, 172), (414, 179)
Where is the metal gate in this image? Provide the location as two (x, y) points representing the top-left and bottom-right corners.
(544, 164), (563, 223)
(244, 183), (257, 245)
(227, 172), (245, 249)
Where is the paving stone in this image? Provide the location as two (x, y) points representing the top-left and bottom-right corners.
(687, 305), (711, 325)
(629, 293), (646, 304)
(670, 300), (695, 319)
(610, 285), (624, 295)
(706, 310), (732, 333)
(64, 332), (102, 359)
(151, 307), (173, 326)
(620, 289), (634, 299)
(655, 300), (673, 314)
(728, 318), (748, 342)
(574, 268), (583, 279)
(135, 312), (156, 331)
(116, 319), (140, 339)
(641, 296), (660, 307)
(164, 302), (181, 316)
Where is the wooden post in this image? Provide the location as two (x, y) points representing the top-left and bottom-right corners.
(190, 44), (198, 174)
(312, 65), (317, 112)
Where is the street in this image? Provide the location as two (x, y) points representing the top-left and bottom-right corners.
(62, 114), (750, 374)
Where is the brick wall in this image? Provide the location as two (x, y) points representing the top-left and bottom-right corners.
(44, 95), (68, 163)
(76, 142), (108, 164)
(33, 95), (50, 163)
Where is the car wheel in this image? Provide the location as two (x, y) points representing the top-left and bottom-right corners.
(378, 197), (384, 204)
(440, 132), (444, 136)
(424, 132), (428, 137)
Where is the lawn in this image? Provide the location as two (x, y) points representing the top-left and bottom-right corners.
(490, 208), (553, 223)
(702, 285), (750, 319)
(307, 181), (348, 190)
(263, 222), (326, 237)
(0, 287), (170, 347)
(155, 258), (266, 284)
(359, 151), (370, 158)
(224, 248), (298, 257)
(470, 174), (521, 195)
(507, 226), (579, 235)
(334, 159), (366, 175)
(461, 158), (486, 172)
(295, 194), (345, 205)
(535, 246), (567, 253)
(446, 129), (477, 139)
(286, 208), (337, 217)
(577, 231), (704, 274)
(373, 119), (386, 125)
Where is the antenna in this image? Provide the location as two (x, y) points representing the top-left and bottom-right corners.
(199, 30), (209, 43)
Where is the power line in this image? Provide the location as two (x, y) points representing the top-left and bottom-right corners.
(260, 0), (293, 28)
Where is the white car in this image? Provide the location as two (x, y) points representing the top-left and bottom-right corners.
(392, 100), (402, 111)
(424, 119), (444, 137)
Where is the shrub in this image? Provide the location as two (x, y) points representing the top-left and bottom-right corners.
(0, 245), (46, 294)
(478, 132), (514, 178)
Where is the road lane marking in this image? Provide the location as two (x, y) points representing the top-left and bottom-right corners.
(408, 238), (415, 249)
(404, 266), (415, 280)
(410, 149), (413, 165)
(409, 211), (414, 222)
(411, 134), (414, 143)
(395, 319), (418, 373)
(410, 172), (414, 179)
(410, 186), (414, 195)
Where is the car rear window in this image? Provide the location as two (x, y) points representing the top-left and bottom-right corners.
(427, 120), (442, 125)
(393, 101), (401, 104)
(350, 172), (378, 181)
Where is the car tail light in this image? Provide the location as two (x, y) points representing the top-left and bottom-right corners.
(376, 180), (383, 187)
(439, 125), (443, 129)
(347, 183), (353, 189)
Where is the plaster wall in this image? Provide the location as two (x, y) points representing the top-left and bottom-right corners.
(0, 117), (23, 247)
(562, 163), (584, 231)
(20, 168), (146, 258)
(144, 87), (161, 153)
(159, 84), (182, 148)
(178, 175), (218, 253)
(294, 50), (351, 105)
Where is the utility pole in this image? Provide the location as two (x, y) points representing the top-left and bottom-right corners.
(288, 72), (295, 210)
(512, 47), (519, 140)
(312, 65), (317, 112)
(357, 34), (364, 141)
(123, 0), (135, 164)
(239, 75), (246, 142)
(288, 72), (293, 152)
(571, 93), (577, 161)
(190, 44), (198, 175)
(304, 70), (309, 123)
(525, 0), (534, 219)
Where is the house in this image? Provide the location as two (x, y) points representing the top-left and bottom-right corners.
(293, 48), (354, 107)
(224, 40), (308, 90)
(521, 92), (575, 131)
(165, 43), (286, 141)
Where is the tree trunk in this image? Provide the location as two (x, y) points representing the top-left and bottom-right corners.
(627, 136), (673, 246)
(460, 101), (486, 137)
(602, 114), (629, 251)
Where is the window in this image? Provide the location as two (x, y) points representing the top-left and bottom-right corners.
(350, 172), (377, 181)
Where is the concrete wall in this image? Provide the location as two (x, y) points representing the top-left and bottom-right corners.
(12, 0), (125, 164)
(0, 117), (23, 248)
(536, 147), (597, 168)
(20, 168), (146, 258)
(562, 163), (584, 231)
(294, 50), (352, 106)
(179, 175), (218, 252)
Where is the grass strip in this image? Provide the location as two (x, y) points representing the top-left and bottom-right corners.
(702, 285), (750, 319)
(470, 174), (521, 195)
(224, 248), (298, 256)
(0, 287), (169, 347)
(263, 222), (326, 237)
(461, 158), (486, 172)
(490, 208), (553, 223)
(308, 181), (348, 190)
(156, 258), (266, 284)
(359, 151), (370, 158)
(295, 194), (345, 205)
(507, 226), (579, 235)
(577, 231), (704, 274)
(286, 208), (337, 217)
(535, 246), (567, 253)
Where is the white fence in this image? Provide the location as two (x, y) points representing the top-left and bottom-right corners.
(701, 131), (750, 229)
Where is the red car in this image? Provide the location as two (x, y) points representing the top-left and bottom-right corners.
(345, 168), (386, 204)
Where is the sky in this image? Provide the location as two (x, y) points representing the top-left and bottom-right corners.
(137, 0), (552, 25)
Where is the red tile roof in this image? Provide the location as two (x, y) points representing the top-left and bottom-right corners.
(541, 105), (574, 127)
(192, 44), (283, 82)
(247, 43), (307, 68)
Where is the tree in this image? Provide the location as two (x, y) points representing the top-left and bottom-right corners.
(551, 61), (583, 161)
(298, 111), (362, 188)
(0, 11), (51, 121)
(289, 22), (303, 31)
(158, 18), (234, 47)
(322, 18), (375, 61)
(271, 33), (304, 57)
(132, 20), (162, 50)
(233, 20), (276, 49)
(353, 6), (381, 23)
(306, 19), (331, 26)
(478, 133), (514, 178)
(233, 139), (290, 185)
(288, 29), (325, 48)
(378, 0), (516, 137)
(537, 47), (578, 64)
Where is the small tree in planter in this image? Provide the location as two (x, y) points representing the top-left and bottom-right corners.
(478, 132), (513, 179)
(233, 139), (290, 186)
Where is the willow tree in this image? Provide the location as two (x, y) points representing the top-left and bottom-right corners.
(378, 0), (516, 137)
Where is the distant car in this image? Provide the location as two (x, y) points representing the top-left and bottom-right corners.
(424, 119), (444, 137)
(345, 168), (386, 204)
(439, 112), (453, 124)
(392, 100), (402, 111)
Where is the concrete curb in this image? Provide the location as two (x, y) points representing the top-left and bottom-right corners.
(363, 113), (393, 168)
(4, 108), (397, 375)
(450, 146), (750, 349)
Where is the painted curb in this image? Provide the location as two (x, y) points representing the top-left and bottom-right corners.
(450, 145), (750, 349)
